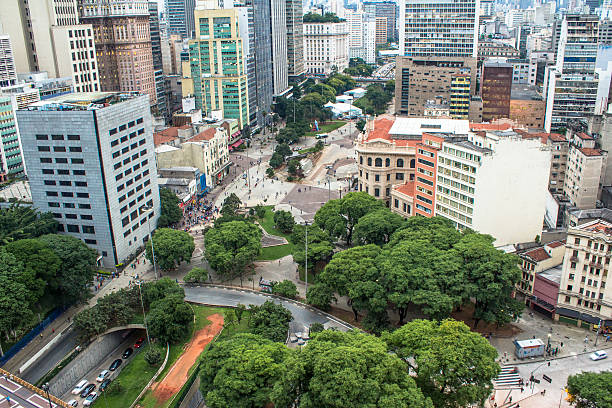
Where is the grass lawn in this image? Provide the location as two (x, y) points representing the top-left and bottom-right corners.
(303, 121), (346, 137)
(257, 206), (292, 239)
(257, 244), (294, 261)
(96, 306), (224, 408)
(298, 268), (317, 285)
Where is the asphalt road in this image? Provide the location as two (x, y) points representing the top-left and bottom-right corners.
(21, 330), (77, 384)
(183, 285), (352, 332)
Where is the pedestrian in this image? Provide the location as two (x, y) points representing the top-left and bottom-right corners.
(509, 397), (512, 403)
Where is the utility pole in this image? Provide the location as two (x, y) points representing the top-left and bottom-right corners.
(594, 318), (602, 346)
(304, 222), (309, 293)
(144, 206), (158, 280)
(136, 281), (151, 346)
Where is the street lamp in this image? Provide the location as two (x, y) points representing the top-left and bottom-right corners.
(548, 333), (551, 348)
(559, 387), (566, 408)
(142, 205), (158, 280)
(136, 281), (152, 347)
(41, 382), (52, 408)
(304, 222), (309, 294)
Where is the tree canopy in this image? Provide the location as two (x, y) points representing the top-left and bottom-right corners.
(566, 371), (612, 408)
(147, 294), (194, 343)
(158, 188), (183, 228)
(273, 210), (295, 233)
(0, 205), (58, 245)
(353, 209), (405, 246)
(303, 12), (344, 23)
(146, 228), (195, 270)
(248, 301), (293, 343)
(0, 249), (34, 340)
(204, 220), (262, 279)
(290, 223), (334, 271)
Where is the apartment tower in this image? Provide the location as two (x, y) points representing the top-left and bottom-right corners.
(165, 0), (196, 37)
(286, 0), (305, 80)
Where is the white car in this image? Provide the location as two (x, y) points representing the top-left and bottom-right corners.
(71, 380), (88, 395)
(589, 350), (608, 361)
(67, 400), (78, 407)
(83, 392), (98, 407)
(96, 370), (110, 382)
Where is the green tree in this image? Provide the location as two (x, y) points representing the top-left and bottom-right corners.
(146, 228), (195, 270)
(204, 221), (262, 280)
(388, 216), (461, 250)
(383, 319), (500, 408)
(271, 280), (298, 299)
(290, 224), (334, 270)
(248, 301), (293, 343)
(235, 303), (246, 323)
(356, 119), (366, 133)
(288, 160), (302, 177)
(200, 333), (291, 408)
(146, 294), (194, 343)
(275, 143), (292, 158)
(0, 205), (58, 245)
(266, 167), (275, 178)
(353, 208), (405, 246)
(221, 193), (242, 216)
(566, 371), (612, 408)
(184, 266), (208, 283)
(303, 12), (343, 23)
(142, 277), (185, 307)
(0, 249), (33, 339)
(310, 83), (337, 101)
(4, 238), (61, 302)
(273, 210), (295, 233)
(272, 330), (432, 408)
(305, 283), (336, 311)
(73, 307), (107, 342)
(276, 128), (299, 145)
(269, 152), (284, 169)
(39, 234), (97, 304)
(158, 188), (183, 227)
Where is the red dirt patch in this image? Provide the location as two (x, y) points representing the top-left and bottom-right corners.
(152, 313), (224, 403)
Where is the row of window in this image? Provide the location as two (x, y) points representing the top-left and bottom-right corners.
(111, 129), (145, 149)
(41, 168), (85, 176)
(359, 156), (414, 168)
(48, 202), (91, 209)
(35, 134), (81, 141)
(57, 224), (95, 234)
(109, 118), (144, 137)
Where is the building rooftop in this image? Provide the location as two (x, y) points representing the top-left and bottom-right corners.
(393, 181), (415, 196)
(155, 145), (180, 154)
(576, 219), (612, 235)
(23, 92), (141, 111)
(569, 208), (612, 224)
(576, 132), (594, 140)
(470, 122), (513, 131)
(548, 133), (566, 142)
(537, 265), (563, 284)
(190, 127), (217, 142)
(522, 247), (551, 262)
(154, 133), (178, 146)
(511, 84), (543, 101)
(546, 240), (566, 249)
(158, 178), (190, 186)
(389, 117), (470, 139)
(159, 166), (199, 172)
(578, 147), (604, 157)
(450, 140), (492, 153)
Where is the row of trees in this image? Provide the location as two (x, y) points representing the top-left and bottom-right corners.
(157, 188), (183, 228)
(0, 232), (97, 340)
(74, 278), (194, 344)
(199, 319), (500, 408)
(304, 192), (522, 331)
(353, 82), (395, 115)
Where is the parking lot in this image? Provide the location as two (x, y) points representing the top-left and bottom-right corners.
(61, 332), (143, 406)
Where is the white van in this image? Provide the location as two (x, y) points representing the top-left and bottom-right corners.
(71, 379), (88, 395)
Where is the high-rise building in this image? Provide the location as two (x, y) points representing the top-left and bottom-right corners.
(184, 2), (250, 128)
(150, 1), (169, 121)
(399, 0), (479, 58)
(269, 0), (289, 96)
(346, 11), (377, 64)
(81, 0), (156, 104)
(285, 0), (305, 80)
(449, 74), (471, 119)
(363, 1), (398, 42)
(303, 20), (349, 75)
(165, 0), (196, 38)
(544, 15), (599, 132)
(0, 0), (100, 93)
(394, 56), (477, 117)
(17, 92), (161, 267)
(0, 35), (17, 88)
(0, 95), (25, 180)
(481, 62), (513, 122)
(375, 17), (388, 45)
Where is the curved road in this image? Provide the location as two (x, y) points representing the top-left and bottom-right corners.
(184, 285), (353, 333)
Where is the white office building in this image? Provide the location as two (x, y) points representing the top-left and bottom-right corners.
(303, 21), (349, 75)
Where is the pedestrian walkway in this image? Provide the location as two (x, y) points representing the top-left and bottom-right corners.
(494, 366), (521, 390)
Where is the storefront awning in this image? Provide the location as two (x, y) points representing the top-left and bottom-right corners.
(229, 139), (244, 151)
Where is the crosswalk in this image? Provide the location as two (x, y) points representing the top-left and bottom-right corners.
(494, 366), (522, 389)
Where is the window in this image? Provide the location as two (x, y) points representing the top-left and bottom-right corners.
(40, 158), (52, 163)
(71, 158), (84, 164)
(360, 156), (363, 164)
(68, 135), (80, 141)
(565, 296), (571, 303)
(374, 188), (380, 197)
(56, 158), (68, 164)
(575, 238), (580, 245)
(79, 203), (91, 209)
(36, 135), (48, 141)
(65, 214), (77, 219)
(385, 158), (390, 167)
(38, 146), (50, 152)
(44, 180), (56, 186)
(73, 170), (86, 176)
(82, 225), (95, 234)
(81, 214), (93, 220)
(58, 169), (69, 175)
(367, 158), (372, 166)
(396, 173), (404, 180)
(375, 174), (380, 182)
(69, 146), (82, 152)
(85, 239), (97, 245)
(42, 169), (54, 175)
(67, 224), (79, 233)
(46, 191), (58, 197)
(567, 285), (573, 291)
(397, 158), (404, 168)
(75, 181), (87, 187)
(77, 192), (89, 198)
(61, 192), (73, 197)
(394, 199), (399, 208)
(53, 146), (66, 152)
(51, 135), (64, 141)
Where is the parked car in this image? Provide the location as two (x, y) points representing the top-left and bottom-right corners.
(589, 350), (608, 361)
(122, 347), (133, 359)
(99, 378), (111, 392)
(96, 370), (109, 382)
(67, 399), (78, 407)
(109, 359), (122, 371)
(71, 380), (88, 395)
(83, 392), (98, 407)
(79, 384), (95, 398)
(134, 337), (145, 349)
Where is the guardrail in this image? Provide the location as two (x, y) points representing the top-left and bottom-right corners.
(128, 343), (170, 408)
(0, 368), (70, 407)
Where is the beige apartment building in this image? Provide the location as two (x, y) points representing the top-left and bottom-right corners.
(0, 0), (99, 93)
(303, 21), (349, 75)
(557, 219), (612, 329)
(375, 17), (387, 45)
(518, 241), (565, 296)
(81, 0), (156, 104)
(563, 131), (607, 210)
(547, 133), (569, 194)
(394, 56), (477, 118)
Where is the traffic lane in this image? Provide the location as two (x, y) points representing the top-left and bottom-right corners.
(184, 286), (350, 330)
(61, 331), (141, 404)
(21, 329), (77, 384)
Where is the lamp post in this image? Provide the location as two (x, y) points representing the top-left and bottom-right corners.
(143, 205), (158, 280)
(304, 222), (309, 294)
(558, 387), (565, 408)
(41, 382), (52, 408)
(594, 318), (602, 347)
(548, 333), (551, 348)
(136, 281), (151, 347)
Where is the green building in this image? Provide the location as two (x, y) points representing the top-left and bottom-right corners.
(0, 95), (24, 181)
(184, 5), (249, 129)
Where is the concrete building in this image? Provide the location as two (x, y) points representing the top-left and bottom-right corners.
(0, 35), (17, 88)
(165, 0), (196, 38)
(518, 241), (566, 297)
(546, 132), (569, 194)
(481, 62), (513, 122)
(269, 0), (289, 97)
(285, 0), (305, 80)
(508, 58), (537, 85)
(399, 0), (478, 58)
(509, 84), (546, 129)
(184, 3), (249, 129)
(375, 17), (388, 45)
(303, 20), (349, 75)
(0, 0), (99, 93)
(563, 131), (607, 210)
(17, 92), (160, 267)
(363, 1), (398, 42)
(150, 1), (169, 122)
(544, 15), (599, 132)
(346, 11), (377, 64)
(81, 0), (156, 104)
(477, 41), (520, 61)
(394, 56), (477, 118)
(557, 219), (612, 329)
(0, 95), (25, 181)
(531, 265), (563, 318)
(16, 72), (73, 100)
